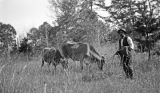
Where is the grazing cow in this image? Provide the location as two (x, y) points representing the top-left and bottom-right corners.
(41, 47), (68, 71)
(61, 42), (105, 70)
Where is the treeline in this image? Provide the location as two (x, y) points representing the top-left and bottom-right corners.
(0, 0), (160, 60)
(96, 0), (160, 59)
(19, 0), (160, 60)
(24, 0), (110, 55)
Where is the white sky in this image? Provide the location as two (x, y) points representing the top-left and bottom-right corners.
(0, 0), (111, 36)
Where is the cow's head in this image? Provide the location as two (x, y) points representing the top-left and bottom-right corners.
(60, 59), (68, 69)
(98, 56), (105, 70)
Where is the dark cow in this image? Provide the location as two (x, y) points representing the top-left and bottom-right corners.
(41, 47), (68, 71)
(61, 42), (105, 70)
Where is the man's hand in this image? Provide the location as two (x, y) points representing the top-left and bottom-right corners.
(115, 50), (121, 55)
(115, 51), (119, 55)
(121, 46), (132, 51)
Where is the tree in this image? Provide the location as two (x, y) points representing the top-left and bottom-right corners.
(27, 22), (56, 56)
(134, 0), (160, 59)
(27, 22), (53, 48)
(96, 0), (137, 32)
(48, 26), (61, 46)
(18, 37), (32, 57)
(49, 0), (107, 46)
(96, 0), (160, 60)
(38, 22), (52, 47)
(0, 22), (17, 47)
(0, 22), (17, 58)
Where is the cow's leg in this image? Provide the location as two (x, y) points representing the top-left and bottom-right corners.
(99, 57), (105, 70)
(61, 59), (68, 70)
(53, 65), (57, 75)
(80, 58), (84, 71)
(47, 61), (51, 72)
(40, 58), (45, 72)
(97, 60), (103, 71)
(53, 64), (57, 75)
(52, 61), (58, 75)
(87, 62), (91, 72)
(99, 60), (104, 70)
(41, 58), (44, 68)
(85, 57), (91, 72)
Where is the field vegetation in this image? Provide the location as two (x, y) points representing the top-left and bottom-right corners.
(0, 42), (159, 93)
(0, 0), (160, 93)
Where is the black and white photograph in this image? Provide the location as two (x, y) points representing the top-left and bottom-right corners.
(0, 0), (160, 93)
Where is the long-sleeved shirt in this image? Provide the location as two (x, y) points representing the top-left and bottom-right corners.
(120, 36), (134, 50)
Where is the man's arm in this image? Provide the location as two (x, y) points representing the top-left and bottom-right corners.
(127, 37), (134, 50)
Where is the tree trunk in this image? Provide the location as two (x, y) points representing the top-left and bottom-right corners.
(148, 46), (151, 60)
(7, 43), (11, 62)
(90, 0), (93, 11)
(45, 26), (49, 47)
(146, 33), (151, 60)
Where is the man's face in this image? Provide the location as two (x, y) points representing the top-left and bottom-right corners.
(119, 32), (125, 37)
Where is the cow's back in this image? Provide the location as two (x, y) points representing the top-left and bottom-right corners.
(61, 43), (88, 61)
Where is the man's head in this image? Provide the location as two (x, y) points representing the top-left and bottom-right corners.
(117, 29), (127, 37)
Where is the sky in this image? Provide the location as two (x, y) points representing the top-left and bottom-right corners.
(0, 0), (111, 37)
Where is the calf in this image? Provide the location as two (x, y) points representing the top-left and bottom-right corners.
(41, 47), (68, 71)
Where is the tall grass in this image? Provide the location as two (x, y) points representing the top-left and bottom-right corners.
(0, 44), (159, 93)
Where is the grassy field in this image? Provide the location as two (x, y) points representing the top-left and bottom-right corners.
(0, 43), (160, 93)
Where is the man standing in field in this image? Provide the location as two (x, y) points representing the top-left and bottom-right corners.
(116, 29), (134, 79)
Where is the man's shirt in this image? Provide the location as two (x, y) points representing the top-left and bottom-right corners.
(120, 36), (134, 50)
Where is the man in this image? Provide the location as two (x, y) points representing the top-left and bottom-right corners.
(116, 29), (134, 79)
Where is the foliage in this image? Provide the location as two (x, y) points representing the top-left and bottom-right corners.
(133, 0), (160, 59)
(49, 0), (107, 45)
(96, 0), (160, 60)
(26, 22), (62, 56)
(106, 29), (120, 43)
(18, 37), (32, 55)
(27, 27), (40, 44)
(0, 22), (17, 47)
(10, 43), (18, 55)
(27, 22), (55, 48)
(0, 22), (17, 57)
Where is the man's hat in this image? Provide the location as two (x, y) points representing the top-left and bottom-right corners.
(117, 29), (127, 34)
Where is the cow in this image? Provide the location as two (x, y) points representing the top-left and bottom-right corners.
(41, 47), (68, 72)
(61, 42), (105, 71)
